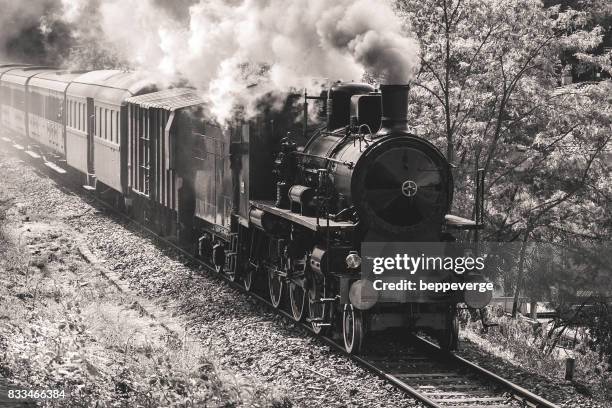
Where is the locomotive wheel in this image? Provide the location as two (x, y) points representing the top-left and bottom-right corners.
(289, 282), (307, 321)
(243, 267), (254, 291)
(267, 268), (284, 308)
(224, 255), (237, 282)
(343, 304), (365, 354)
(225, 266), (236, 282)
(307, 278), (328, 334)
(438, 307), (459, 351)
(288, 255), (308, 321)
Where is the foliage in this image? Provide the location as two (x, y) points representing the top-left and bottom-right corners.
(397, 0), (611, 239)
(396, 0), (611, 362)
(463, 312), (612, 398)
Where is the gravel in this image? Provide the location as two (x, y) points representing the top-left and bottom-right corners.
(0, 148), (424, 407)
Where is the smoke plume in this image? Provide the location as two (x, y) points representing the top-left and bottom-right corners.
(0, 0), (421, 122)
(0, 0), (74, 65)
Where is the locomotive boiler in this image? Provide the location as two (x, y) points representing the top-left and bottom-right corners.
(286, 83), (452, 241)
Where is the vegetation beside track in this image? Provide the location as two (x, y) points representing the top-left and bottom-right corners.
(0, 185), (286, 407)
(460, 311), (612, 404)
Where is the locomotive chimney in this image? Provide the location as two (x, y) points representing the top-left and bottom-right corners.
(377, 84), (411, 136)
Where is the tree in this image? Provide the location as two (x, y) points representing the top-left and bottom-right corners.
(397, 0), (611, 321)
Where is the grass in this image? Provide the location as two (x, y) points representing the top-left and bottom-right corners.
(0, 200), (289, 407)
(461, 308), (612, 400)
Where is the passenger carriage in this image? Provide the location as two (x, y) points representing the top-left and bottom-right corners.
(27, 71), (85, 156)
(0, 64), (30, 136)
(66, 70), (155, 193)
(0, 67), (56, 142)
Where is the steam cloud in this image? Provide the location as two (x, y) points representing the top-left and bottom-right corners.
(0, 0), (421, 123)
(0, 0), (73, 65)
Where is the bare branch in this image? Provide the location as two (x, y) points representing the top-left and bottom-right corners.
(412, 82), (445, 105)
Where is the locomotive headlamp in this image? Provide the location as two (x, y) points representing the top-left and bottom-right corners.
(345, 251), (362, 269)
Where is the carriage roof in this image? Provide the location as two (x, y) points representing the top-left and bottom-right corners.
(125, 88), (205, 111)
(68, 70), (156, 105)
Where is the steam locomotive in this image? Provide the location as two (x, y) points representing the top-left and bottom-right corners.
(0, 63), (489, 354)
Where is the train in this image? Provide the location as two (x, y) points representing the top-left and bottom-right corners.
(0, 63), (491, 354)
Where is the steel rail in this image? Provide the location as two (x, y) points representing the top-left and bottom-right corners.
(412, 336), (561, 408)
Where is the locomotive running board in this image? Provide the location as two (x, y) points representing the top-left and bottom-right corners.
(251, 200), (356, 232)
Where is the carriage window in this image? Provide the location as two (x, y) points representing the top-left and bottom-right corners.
(55, 96), (61, 121)
(113, 111), (117, 143)
(44, 95), (50, 120)
(57, 97), (62, 121)
(39, 93), (44, 117)
(47, 96), (60, 122)
(13, 88), (25, 109)
(110, 111), (115, 142)
(30, 92), (37, 116)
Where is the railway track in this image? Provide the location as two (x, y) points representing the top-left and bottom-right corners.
(357, 336), (559, 408)
(2, 137), (561, 408)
